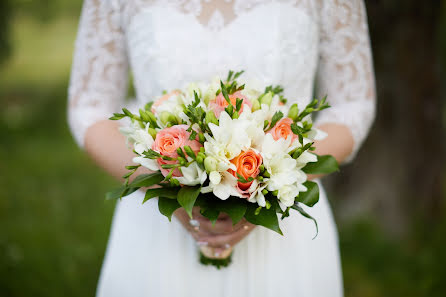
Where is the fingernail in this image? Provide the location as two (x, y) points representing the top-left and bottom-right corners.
(189, 219), (200, 227)
(214, 252), (221, 257)
(243, 225), (249, 230)
(224, 243), (231, 249)
(197, 241), (208, 246)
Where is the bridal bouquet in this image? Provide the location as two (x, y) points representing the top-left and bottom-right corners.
(106, 70), (338, 268)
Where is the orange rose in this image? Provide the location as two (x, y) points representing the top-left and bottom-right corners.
(269, 117), (297, 141)
(230, 150), (263, 194)
(152, 125), (202, 177)
(209, 91), (252, 117)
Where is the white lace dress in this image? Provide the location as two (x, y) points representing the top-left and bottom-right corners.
(68, 1), (376, 296)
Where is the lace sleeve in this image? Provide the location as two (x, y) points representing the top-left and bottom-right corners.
(314, 0), (376, 163)
(68, 0), (128, 148)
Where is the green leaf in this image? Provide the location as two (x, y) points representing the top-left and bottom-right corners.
(200, 208), (220, 225)
(105, 186), (138, 200)
(296, 181), (319, 207)
(142, 149), (162, 159)
(218, 198), (248, 225)
(109, 113), (126, 120)
(226, 70), (234, 82)
(220, 80), (231, 104)
(302, 155), (339, 174)
(235, 98), (243, 111)
(290, 122), (306, 135)
(158, 197), (181, 221)
(143, 187), (179, 203)
(245, 203), (282, 235)
(233, 70), (244, 80)
(292, 204), (318, 239)
(268, 111), (284, 129)
(122, 108), (134, 118)
(129, 172), (164, 188)
(177, 186), (202, 218)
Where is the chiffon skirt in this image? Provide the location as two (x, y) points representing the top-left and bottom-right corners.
(96, 179), (343, 297)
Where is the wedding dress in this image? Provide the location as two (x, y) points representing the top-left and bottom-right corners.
(68, 0), (376, 296)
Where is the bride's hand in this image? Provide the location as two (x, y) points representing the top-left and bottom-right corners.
(174, 207), (255, 248)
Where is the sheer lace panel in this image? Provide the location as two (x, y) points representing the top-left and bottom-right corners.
(126, 0), (317, 30)
(314, 0), (376, 163)
(68, 0), (129, 147)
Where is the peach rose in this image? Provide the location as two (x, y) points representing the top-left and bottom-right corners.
(230, 150), (263, 196)
(209, 91), (252, 118)
(151, 90), (180, 113)
(152, 125), (202, 176)
(269, 117), (297, 141)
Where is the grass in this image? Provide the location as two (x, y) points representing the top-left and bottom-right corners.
(0, 14), (118, 297)
(0, 16), (78, 87)
(0, 82), (118, 297)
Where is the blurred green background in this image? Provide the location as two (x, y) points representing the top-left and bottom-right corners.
(1, 1), (445, 296)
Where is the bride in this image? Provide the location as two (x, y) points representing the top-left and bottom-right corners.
(68, 0), (375, 296)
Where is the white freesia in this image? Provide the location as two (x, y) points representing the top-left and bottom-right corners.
(277, 184), (301, 211)
(237, 107), (266, 149)
(201, 171), (242, 200)
(261, 134), (307, 191)
(295, 151), (318, 169)
(204, 112), (251, 172)
(247, 179), (267, 207)
(119, 122), (158, 171)
(175, 161), (207, 186)
(209, 171), (221, 184)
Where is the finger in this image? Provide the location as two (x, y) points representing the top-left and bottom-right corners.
(195, 216), (235, 234)
(199, 223), (255, 248)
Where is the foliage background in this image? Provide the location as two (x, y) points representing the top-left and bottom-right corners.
(1, 0), (445, 296)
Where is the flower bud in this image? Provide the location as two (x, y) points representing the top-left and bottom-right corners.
(170, 178), (180, 186)
(261, 189), (268, 195)
(176, 147), (186, 158)
(198, 133), (205, 144)
(288, 103), (299, 121)
(272, 190), (279, 196)
(205, 111), (219, 126)
(160, 111), (177, 125)
(184, 145), (196, 160)
(177, 157), (187, 166)
(146, 111), (157, 123)
(196, 155), (204, 164)
(251, 98), (261, 111)
(147, 128), (157, 139)
(259, 92), (273, 106)
(204, 156), (218, 172)
(139, 109), (151, 122)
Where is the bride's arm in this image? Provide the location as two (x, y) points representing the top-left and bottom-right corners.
(312, 0), (376, 168)
(68, 0), (147, 180)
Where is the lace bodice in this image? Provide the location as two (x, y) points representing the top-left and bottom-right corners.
(68, 0), (376, 163)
